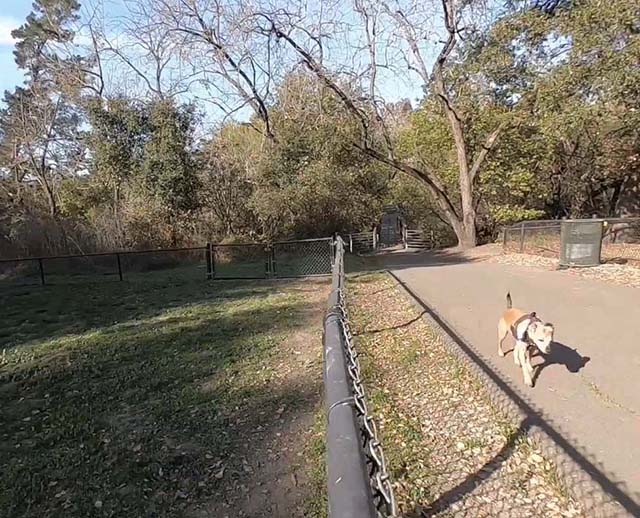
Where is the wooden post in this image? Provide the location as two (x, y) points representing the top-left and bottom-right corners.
(38, 258), (45, 285)
(519, 222), (526, 253)
(205, 243), (212, 280)
(502, 227), (507, 249)
(116, 253), (123, 281)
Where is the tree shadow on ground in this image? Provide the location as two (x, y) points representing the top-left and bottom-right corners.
(0, 280), (326, 518)
(406, 417), (533, 517)
(0, 276), (308, 352)
(354, 311), (426, 336)
(346, 247), (495, 275)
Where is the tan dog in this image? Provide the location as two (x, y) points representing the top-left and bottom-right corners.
(498, 293), (554, 387)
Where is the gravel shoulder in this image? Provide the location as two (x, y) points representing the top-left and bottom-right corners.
(491, 251), (640, 288)
(349, 272), (583, 517)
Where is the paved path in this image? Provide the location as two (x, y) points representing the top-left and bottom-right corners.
(382, 250), (640, 510)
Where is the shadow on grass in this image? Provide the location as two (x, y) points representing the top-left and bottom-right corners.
(0, 276), (304, 352)
(354, 311), (427, 336)
(0, 279), (324, 518)
(406, 418), (533, 517)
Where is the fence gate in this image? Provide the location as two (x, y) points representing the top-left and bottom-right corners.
(272, 238), (334, 277)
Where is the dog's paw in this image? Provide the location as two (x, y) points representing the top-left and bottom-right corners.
(525, 378), (534, 388)
(498, 349), (505, 357)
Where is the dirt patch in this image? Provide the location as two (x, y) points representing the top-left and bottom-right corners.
(349, 273), (584, 517)
(189, 280), (329, 518)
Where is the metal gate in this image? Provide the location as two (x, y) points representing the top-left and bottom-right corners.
(209, 238), (334, 280)
(272, 238), (333, 277)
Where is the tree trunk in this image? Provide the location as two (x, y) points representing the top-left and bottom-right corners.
(41, 179), (58, 217)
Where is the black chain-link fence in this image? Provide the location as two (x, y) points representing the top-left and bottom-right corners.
(503, 218), (640, 266)
(0, 239), (335, 289)
(324, 237), (397, 517)
(273, 238), (333, 277)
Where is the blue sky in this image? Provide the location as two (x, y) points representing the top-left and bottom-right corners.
(0, 2), (32, 96)
(0, 0), (425, 116)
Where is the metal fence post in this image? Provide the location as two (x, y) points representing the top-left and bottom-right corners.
(205, 242), (212, 280)
(349, 234), (353, 254)
(116, 253), (123, 281)
(519, 222), (526, 253)
(38, 258), (45, 285)
(264, 245), (276, 278)
(210, 243), (215, 279)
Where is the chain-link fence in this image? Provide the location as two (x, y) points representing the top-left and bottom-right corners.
(210, 244), (269, 279)
(324, 237), (397, 517)
(273, 238), (333, 277)
(0, 239), (335, 289)
(0, 247), (209, 288)
(503, 218), (640, 265)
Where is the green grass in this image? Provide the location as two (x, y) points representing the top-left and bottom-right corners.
(0, 275), (317, 518)
(303, 410), (328, 518)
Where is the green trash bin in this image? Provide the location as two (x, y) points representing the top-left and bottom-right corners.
(559, 220), (604, 267)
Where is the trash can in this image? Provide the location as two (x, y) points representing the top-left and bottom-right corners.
(559, 220), (604, 267)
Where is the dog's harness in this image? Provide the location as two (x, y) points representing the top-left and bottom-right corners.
(511, 312), (541, 347)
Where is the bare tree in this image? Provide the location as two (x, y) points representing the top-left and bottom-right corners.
(138, 0), (281, 138)
(253, 0), (509, 247)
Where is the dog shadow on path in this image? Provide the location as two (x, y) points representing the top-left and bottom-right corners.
(532, 341), (590, 385)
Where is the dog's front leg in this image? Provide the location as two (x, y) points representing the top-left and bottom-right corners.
(513, 341), (523, 366)
(522, 346), (534, 387)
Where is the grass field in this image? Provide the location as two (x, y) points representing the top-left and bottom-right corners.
(0, 275), (328, 517)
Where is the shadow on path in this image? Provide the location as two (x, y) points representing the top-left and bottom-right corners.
(533, 341), (591, 385)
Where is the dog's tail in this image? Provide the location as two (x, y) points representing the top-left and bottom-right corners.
(506, 292), (512, 309)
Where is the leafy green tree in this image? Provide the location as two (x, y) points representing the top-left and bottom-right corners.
(141, 99), (200, 218)
(248, 74), (389, 239)
(0, 0), (85, 217)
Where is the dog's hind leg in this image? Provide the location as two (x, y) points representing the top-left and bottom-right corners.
(497, 319), (508, 357)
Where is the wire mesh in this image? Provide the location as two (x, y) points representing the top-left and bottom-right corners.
(505, 218), (640, 266)
(602, 218), (640, 265)
(42, 254), (120, 284)
(120, 248), (207, 281)
(273, 238), (333, 277)
(212, 244), (268, 279)
(504, 224), (562, 257)
(0, 259), (41, 288)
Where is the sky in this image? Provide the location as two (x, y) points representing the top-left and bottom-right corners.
(0, 2), (31, 96)
(0, 0), (426, 117)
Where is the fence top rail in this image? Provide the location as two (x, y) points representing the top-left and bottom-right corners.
(506, 224), (562, 231)
(0, 246), (208, 264)
(273, 237), (333, 245)
(507, 216), (640, 230)
(210, 243), (266, 248)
